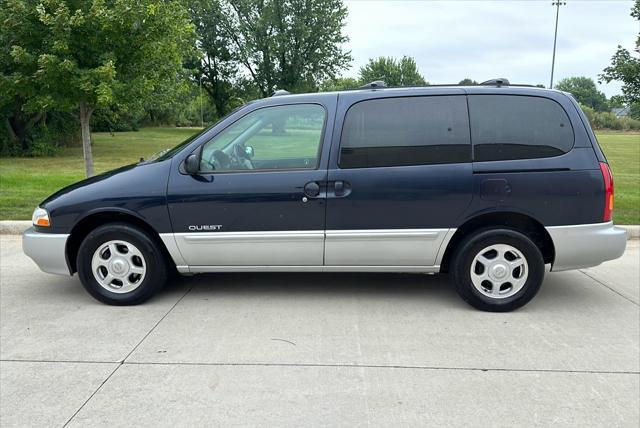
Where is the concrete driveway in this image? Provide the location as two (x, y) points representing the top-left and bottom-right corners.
(1, 235), (638, 427)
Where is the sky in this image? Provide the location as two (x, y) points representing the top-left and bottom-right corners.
(341, 0), (638, 96)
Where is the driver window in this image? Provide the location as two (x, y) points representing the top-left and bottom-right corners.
(200, 104), (326, 172)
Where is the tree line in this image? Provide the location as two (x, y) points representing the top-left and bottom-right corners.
(1, 0), (638, 176)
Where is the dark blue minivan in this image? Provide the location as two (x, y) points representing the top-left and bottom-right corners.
(23, 80), (627, 311)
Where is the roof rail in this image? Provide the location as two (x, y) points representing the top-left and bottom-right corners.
(480, 78), (510, 87)
(359, 80), (387, 89)
(271, 89), (290, 97)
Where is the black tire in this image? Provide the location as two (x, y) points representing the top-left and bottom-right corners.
(451, 228), (545, 312)
(77, 222), (168, 305)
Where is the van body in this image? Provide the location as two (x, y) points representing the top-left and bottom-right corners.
(23, 83), (627, 310)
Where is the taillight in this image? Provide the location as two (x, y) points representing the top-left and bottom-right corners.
(599, 162), (614, 222)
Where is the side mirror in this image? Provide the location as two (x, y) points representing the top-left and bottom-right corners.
(184, 153), (200, 175)
(244, 145), (254, 159)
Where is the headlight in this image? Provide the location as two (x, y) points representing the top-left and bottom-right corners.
(32, 207), (50, 227)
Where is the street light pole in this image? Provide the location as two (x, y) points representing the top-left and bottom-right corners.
(550, 1), (566, 89)
(199, 74), (204, 128)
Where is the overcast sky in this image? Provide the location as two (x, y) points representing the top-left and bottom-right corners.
(341, 0), (638, 96)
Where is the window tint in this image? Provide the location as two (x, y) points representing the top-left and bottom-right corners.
(200, 104), (325, 172)
(339, 96), (471, 168)
(468, 95), (574, 162)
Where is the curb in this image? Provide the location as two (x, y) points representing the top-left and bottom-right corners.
(0, 221), (32, 235)
(1, 220), (639, 239)
(625, 225), (640, 240)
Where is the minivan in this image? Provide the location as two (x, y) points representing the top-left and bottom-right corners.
(23, 79), (627, 311)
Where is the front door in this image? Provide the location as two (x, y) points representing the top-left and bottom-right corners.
(324, 91), (474, 267)
(167, 101), (333, 268)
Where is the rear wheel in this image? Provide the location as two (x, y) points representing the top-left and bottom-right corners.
(77, 223), (168, 305)
(451, 228), (544, 312)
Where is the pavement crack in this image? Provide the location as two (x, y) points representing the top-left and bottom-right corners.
(118, 361), (640, 376)
(270, 338), (296, 346)
(61, 285), (193, 427)
(62, 363), (121, 427)
(579, 269), (639, 307)
(121, 285), (194, 363)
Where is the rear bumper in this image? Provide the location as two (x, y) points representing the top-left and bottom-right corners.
(546, 221), (627, 271)
(22, 227), (71, 275)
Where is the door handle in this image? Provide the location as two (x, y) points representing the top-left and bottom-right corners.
(330, 180), (351, 198)
(303, 181), (321, 198)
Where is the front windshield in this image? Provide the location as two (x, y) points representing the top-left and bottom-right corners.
(149, 131), (201, 162)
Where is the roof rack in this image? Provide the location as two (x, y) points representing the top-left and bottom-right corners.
(480, 78), (510, 87)
(271, 89), (290, 97)
(359, 80), (387, 89)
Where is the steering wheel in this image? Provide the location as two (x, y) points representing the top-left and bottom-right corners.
(205, 146), (254, 171)
(205, 150), (231, 170)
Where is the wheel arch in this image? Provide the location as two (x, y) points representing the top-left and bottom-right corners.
(65, 210), (175, 274)
(440, 211), (555, 273)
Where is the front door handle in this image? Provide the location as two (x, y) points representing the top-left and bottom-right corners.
(303, 181), (321, 198)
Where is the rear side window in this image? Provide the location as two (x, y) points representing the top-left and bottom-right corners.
(468, 95), (574, 162)
(339, 96), (471, 168)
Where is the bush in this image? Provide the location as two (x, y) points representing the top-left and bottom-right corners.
(580, 104), (640, 131)
(0, 112), (79, 157)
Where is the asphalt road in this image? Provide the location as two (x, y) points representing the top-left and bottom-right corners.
(1, 235), (638, 427)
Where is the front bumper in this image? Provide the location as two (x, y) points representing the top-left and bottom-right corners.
(22, 227), (71, 275)
(546, 221), (627, 271)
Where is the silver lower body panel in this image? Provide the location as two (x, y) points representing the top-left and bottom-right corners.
(325, 228), (450, 266)
(22, 227), (71, 275)
(546, 221), (627, 271)
(164, 228), (455, 274)
(167, 231), (325, 266)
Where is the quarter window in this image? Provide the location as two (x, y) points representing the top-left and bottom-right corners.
(339, 96), (471, 168)
(468, 95), (574, 162)
(200, 104), (325, 172)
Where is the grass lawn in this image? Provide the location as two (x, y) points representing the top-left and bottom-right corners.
(0, 127), (638, 223)
(596, 132), (640, 225)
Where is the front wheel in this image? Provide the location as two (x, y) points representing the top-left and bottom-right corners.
(77, 223), (168, 305)
(451, 228), (545, 312)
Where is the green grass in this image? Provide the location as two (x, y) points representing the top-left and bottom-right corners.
(0, 128), (638, 223)
(0, 127), (202, 220)
(596, 132), (640, 225)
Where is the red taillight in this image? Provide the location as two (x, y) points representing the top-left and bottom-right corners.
(599, 162), (614, 222)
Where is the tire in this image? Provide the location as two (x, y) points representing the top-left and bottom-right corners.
(451, 228), (545, 312)
(76, 222), (168, 305)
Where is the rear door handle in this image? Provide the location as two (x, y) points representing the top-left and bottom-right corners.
(330, 180), (351, 198)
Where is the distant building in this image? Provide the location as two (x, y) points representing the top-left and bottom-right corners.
(611, 107), (630, 117)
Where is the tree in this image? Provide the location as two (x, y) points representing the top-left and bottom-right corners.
(600, 0), (639, 117)
(608, 95), (625, 109)
(187, 0), (238, 118)
(359, 56), (427, 87)
(319, 76), (360, 91)
(0, 0), (48, 151)
(458, 78), (478, 85)
(555, 77), (609, 112)
(0, 0), (194, 176)
(223, 0), (352, 97)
